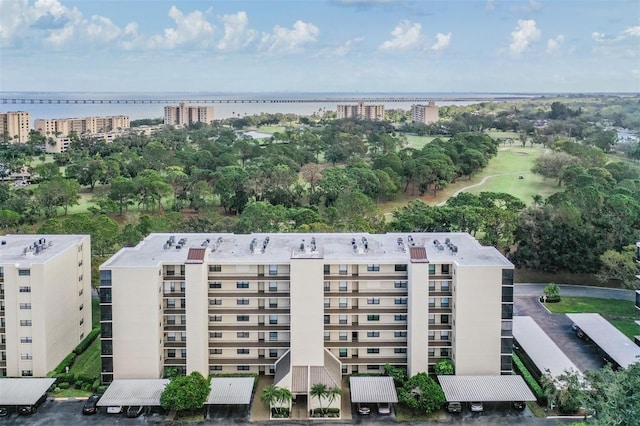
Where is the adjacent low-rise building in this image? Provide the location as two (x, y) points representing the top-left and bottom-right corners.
(100, 232), (514, 385)
(34, 115), (130, 137)
(0, 235), (92, 378)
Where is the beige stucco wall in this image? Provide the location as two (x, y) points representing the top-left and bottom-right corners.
(186, 261), (209, 377)
(407, 262), (429, 375)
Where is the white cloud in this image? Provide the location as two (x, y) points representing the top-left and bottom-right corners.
(379, 20), (424, 51)
(317, 37), (364, 57)
(509, 0), (543, 13)
(149, 6), (215, 49)
(260, 20), (319, 53)
(592, 25), (640, 43)
(217, 11), (256, 51)
(546, 34), (564, 53)
(431, 32), (451, 52)
(509, 19), (540, 55)
(486, 0), (495, 11)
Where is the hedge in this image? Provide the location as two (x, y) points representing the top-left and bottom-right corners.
(52, 353), (77, 375)
(513, 353), (545, 400)
(73, 328), (100, 355)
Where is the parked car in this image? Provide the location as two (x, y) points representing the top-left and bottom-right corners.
(126, 405), (144, 418)
(82, 394), (102, 415)
(18, 394), (47, 415)
(106, 406), (123, 414)
(513, 401), (526, 411)
(377, 403), (391, 415)
(470, 402), (484, 412)
(357, 404), (371, 415)
(447, 401), (462, 413)
(0, 407), (8, 417)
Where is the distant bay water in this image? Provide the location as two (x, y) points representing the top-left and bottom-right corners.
(0, 91), (528, 121)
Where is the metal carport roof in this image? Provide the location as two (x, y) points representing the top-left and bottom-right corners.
(513, 316), (582, 378)
(438, 375), (536, 402)
(349, 376), (398, 403)
(97, 379), (169, 407)
(567, 313), (640, 368)
(207, 377), (255, 405)
(0, 378), (55, 405)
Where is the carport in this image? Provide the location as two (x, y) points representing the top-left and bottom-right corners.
(567, 313), (640, 368)
(207, 377), (254, 420)
(0, 378), (55, 406)
(349, 376), (398, 407)
(438, 375), (535, 403)
(96, 379), (169, 408)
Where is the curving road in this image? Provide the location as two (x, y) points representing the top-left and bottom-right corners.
(515, 283), (635, 301)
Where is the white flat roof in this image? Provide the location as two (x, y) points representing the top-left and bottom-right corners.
(0, 378), (55, 405)
(438, 375), (536, 402)
(566, 313), (640, 368)
(513, 316), (581, 378)
(349, 376), (398, 403)
(0, 234), (87, 266)
(97, 379), (169, 407)
(102, 232), (512, 268)
(207, 377), (254, 405)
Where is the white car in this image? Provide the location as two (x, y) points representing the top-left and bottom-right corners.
(470, 402), (484, 412)
(106, 406), (122, 414)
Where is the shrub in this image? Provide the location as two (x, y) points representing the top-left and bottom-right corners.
(96, 385), (108, 394)
(92, 379), (101, 392)
(542, 283), (561, 303)
(434, 359), (455, 375)
(53, 353), (77, 375)
(513, 353), (544, 400)
(73, 328), (100, 354)
(58, 382), (70, 390)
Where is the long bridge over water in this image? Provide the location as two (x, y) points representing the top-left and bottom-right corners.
(1, 96), (532, 105)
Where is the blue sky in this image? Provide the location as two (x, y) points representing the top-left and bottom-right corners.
(0, 0), (638, 93)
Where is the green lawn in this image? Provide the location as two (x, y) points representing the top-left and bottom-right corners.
(51, 388), (92, 398)
(92, 297), (100, 329)
(404, 135), (447, 150)
(255, 125), (286, 134)
(545, 297), (640, 339)
(69, 337), (101, 378)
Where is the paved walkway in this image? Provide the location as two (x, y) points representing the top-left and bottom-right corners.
(515, 283), (635, 301)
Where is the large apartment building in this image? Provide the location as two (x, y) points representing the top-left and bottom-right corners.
(0, 235), (92, 378)
(411, 102), (439, 124)
(100, 232), (513, 385)
(34, 116), (130, 137)
(336, 102), (385, 121)
(0, 111), (31, 144)
(164, 102), (214, 126)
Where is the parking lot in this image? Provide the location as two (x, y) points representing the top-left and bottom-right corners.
(207, 404), (250, 423)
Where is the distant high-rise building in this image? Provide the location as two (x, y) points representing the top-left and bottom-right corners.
(411, 102), (439, 124)
(164, 102), (214, 126)
(0, 234), (92, 378)
(0, 111), (31, 144)
(336, 102), (385, 121)
(34, 116), (130, 137)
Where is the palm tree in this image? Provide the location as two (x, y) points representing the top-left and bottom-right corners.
(261, 384), (279, 415)
(275, 387), (292, 416)
(310, 383), (328, 416)
(326, 386), (342, 413)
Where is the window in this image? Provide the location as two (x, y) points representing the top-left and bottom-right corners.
(339, 348), (347, 357)
(440, 331), (450, 341)
(237, 366), (250, 371)
(441, 264), (450, 275)
(167, 315), (176, 325)
(210, 315), (222, 322)
(394, 348), (407, 354)
(237, 298), (249, 305)
(100, 270), (112, 286)
(211, 298), (222, 305)
(236, 281), (249, 289)
(20, 353), (32, 360)
(269, 282), (278, 292)
(367, 348), (380, 354)
(324, 264), (330, 274)
(324, 281), (330, 291)
(367, 298), (380, 305)
(440, 298), (450, 308)
(211, 348), (222, 355)
(237, 332), (249, 338)
(79, 304), (84, 311)
(502, 286), (514, 303)
(269, 332), (278, 341)
(441, 314), (450, 324)
(20, 320), (32, 326)
(339, 315), (348, 324)
(211, 332), (222, 338)
(19, 286), (31, 293)
(167, 299), (176, 309)
(324, 315), (330, 325)
(209, 282), (222, 289)
(440, 348), (450, 357)
(167, 332), (176, 341)
(324, 331), (330, 341)
(19, 303), (31, 310)
(367, 331), (380, 338)
(20, 337), (32, 343)
(394, 264), (407, 272)
(18, 269), (30, 276)
(237, 348), (250, 355)
(269, 265), (278, 276)
(167, 349), (176, 358)
(428, 264), (436, 275)
(339, 298), (348, 308)
(21, 370), (33, 377)
(211, 365), (222, 371)
(339, 264), (348, 275)
(501, 355), (513, 371)
(501, 338), (513, 353)
(428, 348), (435, 357)
(367, 365), (380, 370)
(395, 297), (408, 305)
(394, 314), (407, 321)
(324, 298), (330, 308)
(181, 332), (186, 342)
(269, 299), (278, 308)
(209, 265), (222, 272)
(428, 298), (435, 308)
(502, 269), (514, 285)
(270, 349), (278, 358)
(339, 332), (348, 341)
(237, 315), (249, 322)
(269, 315), (278, 325)
(367, 314), (380, 321)
(501, 320), (513, 336)
(428, 314), (435, 325)
(502, 304), (513, 320)
(339, 281), (348, 292)
(428, 281), (436, 291)
(367, 264), (380, 272)
(394, 331), (407, 337)
(428, 331), (435, 341)
(394, 280), (407, 288)
(180, 315), (186, 325)
(441, 281), (451, 291)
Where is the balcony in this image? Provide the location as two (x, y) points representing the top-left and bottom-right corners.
(164, 308), (186, 315)
(428, 324), (452, 331)
(209, 341), (289, 348)
(208, 325), (289, 331)
(208, 291), (290, 298)
(164, 324), (186, 331)
(207, 358), (272, 365)
(164, 358), (186, 366)
(324, 324), (406, 331)
(207, 308), (289, 315)
(324, 341), (406, 348)
(324, 307), (407, 314)
(324, 290), (408, 297)
(428, 340), (451, 347)
(341, 357), (407, 365)
(164, 341), (187, 348)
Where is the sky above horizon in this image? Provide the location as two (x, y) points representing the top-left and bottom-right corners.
(0, 0), (638, 93)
